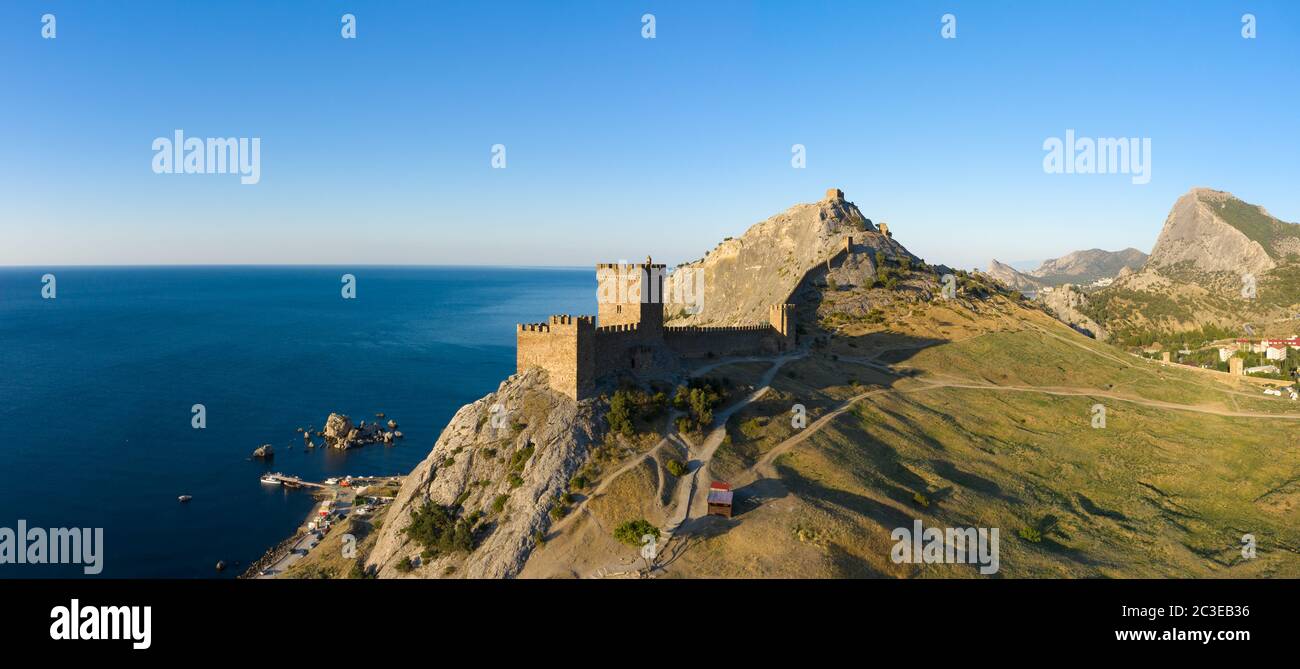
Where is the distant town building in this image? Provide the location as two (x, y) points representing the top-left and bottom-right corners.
(1245, 365), (1280, 375)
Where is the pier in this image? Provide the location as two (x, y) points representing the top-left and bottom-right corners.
(263, 474), (329, 489)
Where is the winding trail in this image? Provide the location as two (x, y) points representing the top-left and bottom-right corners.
(731, 365), (1300, 491)
(569, 330), (1300, 576)
(659, 350), (806, 545)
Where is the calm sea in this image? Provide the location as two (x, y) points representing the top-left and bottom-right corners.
(0, 266), (591, 578)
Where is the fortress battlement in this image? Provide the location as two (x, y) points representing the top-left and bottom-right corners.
(596, 261), (667, 270)
(517, 314), (595, 333)
(596, 322), (641, 334)
(665, 324), (768, 333)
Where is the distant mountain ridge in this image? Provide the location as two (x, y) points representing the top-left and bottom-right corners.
(986, 248), (1148, 294)
(1078, 188), (1300, 342)
(1030, 248), (1147, 285)
(985, 259), (1046, 292)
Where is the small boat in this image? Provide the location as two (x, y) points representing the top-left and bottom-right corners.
(178, 495), (192, 503)
(260, 474), (282, 485)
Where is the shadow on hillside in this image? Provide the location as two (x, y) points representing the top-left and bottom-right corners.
(669, 331), (955, 542)
(730, 477), (788, 517)
(773, 461), (918, 531)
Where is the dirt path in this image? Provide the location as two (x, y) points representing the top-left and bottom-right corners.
(928, 381), (1300, 419)
(659, 351), (806, 545)
(733, 372), (1300, 490)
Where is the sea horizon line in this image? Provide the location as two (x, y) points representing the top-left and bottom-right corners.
(0, 263), (594, 271)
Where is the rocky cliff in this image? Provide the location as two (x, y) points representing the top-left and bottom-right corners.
(1144, 188), (1297, 276)
(664, 188), (917, 326)
(364, 368), (600, 578)
(1039, 284), (1108, 339)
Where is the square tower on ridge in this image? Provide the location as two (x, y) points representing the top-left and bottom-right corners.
(596, 257), (665, 331)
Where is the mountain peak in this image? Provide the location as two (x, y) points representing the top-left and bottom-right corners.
(666, 189), (913, 326)
(1148, 188), (1298, 275)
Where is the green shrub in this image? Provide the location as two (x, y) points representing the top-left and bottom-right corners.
(607, 389), (635, 437)
(613, 519), (660, 547)
(508, 444), (534, 473)
(666, 459), (688, 477)
(403, 501), (478, 556)
(394, 557), (414, 573)
(491, 494), (508, 513)
(1018, 527), (1043, 543)
(671, 379), (724, 431)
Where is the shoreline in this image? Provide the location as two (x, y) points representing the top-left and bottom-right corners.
(240, 492), (330, 579)
(242, 475), (403, 578)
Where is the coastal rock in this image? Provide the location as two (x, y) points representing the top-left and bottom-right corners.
(387, 419), (398, 430)
(252, 444), (274, 459)
(365, 367), (599, 579)
(323, 413), (355, 449)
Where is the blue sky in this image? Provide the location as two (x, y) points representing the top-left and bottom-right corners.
(2, 1), (1297, 269)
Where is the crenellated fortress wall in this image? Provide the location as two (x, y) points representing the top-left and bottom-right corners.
(517, 259), (795, 400)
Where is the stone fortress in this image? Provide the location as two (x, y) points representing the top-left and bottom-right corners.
(518, 257), (796, 400)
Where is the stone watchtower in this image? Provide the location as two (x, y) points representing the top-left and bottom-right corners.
(596, 256), (665, 332)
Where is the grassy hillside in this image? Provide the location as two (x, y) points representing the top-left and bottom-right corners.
(664, 308), (1300, 577)
(526, 285), (1300, 578)
(1216, 198), (1300, 259)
